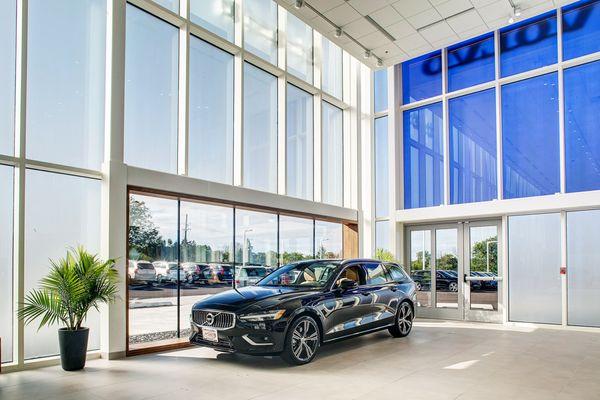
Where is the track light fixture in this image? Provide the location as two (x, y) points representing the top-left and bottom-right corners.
(335, 27), (342, 38)
(376, 58), (383, 67)
(294, 0), (303, 9)
(508, 3), (521, 24)
(364, 50), (371, 59)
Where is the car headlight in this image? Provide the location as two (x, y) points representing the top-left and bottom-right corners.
(239, 310), (286, 322)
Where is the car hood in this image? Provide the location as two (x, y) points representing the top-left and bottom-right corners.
(191, 285), (320, 312)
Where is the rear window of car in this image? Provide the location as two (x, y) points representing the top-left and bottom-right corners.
(386, 263), (409, 282)
(246, 268), (267, 277)
(138, 262), (153, 269)
(364, 263), (391, 285)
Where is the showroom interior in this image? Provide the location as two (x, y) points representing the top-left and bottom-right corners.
(1, 0), (600, 398)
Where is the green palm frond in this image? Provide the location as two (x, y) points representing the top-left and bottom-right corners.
(18, 247), (120, 331)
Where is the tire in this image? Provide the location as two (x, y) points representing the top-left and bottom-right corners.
(449, 282), (458, 292)
(281, 315), (320, 365)
(389, 301), (414, 338)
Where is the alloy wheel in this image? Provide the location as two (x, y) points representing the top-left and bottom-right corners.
(291, 319), (319, 362)
(397, 302), (413, 335)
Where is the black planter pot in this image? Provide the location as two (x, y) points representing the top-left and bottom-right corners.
(58, 327), (89, 371)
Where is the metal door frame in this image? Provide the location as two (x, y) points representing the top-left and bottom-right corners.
(405, 220), (503, 322)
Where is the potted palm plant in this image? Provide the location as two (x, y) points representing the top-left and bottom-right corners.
(19, 247), (119, 371)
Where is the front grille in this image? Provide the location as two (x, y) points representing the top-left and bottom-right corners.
(192, 309), (235, 330)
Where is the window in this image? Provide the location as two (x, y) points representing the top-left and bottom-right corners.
(235, 209), (278, 268)
(180, 201), (233, 264)
(403, 102), (444, 209)
(365, 263), (389, 285)
(322, 102), (343, 206)
(402, 51), (442, 104)
(500, 12), (557, 77)
(449, 89), (497, 204)
(374, 69), (388, 112)
(26, 0), (106, 170)
(564, 61), (600, 193)
(243, 0), (277, 64)
(286, 84), (313, 200)
(386, 263), (409, 282)
(375, 116), (389, 217)
(188, 37), (234, 184)
(280, 216), (314, 264)
(0, 0), (16, 156)
(243, 63), (277, 193)
(567, 210), (600, 327)
(315, 220), (342, 259)
(190, 0), (234, 42)
(128, 193), (178, 349)
(125, 5), (179, 174)
(0, 166), (13, 363)
(322, 38), (342, 99)
(286, 12), (313, 83)
(502, 73), (559, 199)
(25, 171), (101, 359)
(151, 0), (178, 13)
(447, 34), (495, 92)
(180, 200), (233, 324)
(375, 221), (391, 260)
(508, 213), (562, 324)
(562, 0), (600, 61)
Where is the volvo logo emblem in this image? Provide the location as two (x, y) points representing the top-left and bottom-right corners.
(205, 313), (215, 326)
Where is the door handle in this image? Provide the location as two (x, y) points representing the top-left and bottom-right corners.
(361, 292), (370, 296)
(390, 287), (398, 292)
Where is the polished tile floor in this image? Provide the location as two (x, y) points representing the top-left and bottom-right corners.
(2, 320), (599, 400)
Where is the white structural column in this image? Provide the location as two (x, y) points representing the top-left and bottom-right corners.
(359, 62), (371, 258)
(100, 0), (128, 360)
(233, 0), (243, 187)
(13, 0), (28, 367)
(177, 0), (190, 176)
(313, 31), (322, 203)
(389, 65), (402, 261)
(342, 52), (353, 209)
(277, 6), (287, 196)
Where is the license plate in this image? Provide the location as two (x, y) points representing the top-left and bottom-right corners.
(202, 327), (218, 342)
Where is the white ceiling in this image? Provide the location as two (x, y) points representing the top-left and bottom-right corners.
(280, 0), (580, 69)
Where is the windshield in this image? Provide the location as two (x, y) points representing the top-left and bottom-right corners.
(258, 261), (340, 288)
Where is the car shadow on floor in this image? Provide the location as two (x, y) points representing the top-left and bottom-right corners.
(192, 330), (405, 370)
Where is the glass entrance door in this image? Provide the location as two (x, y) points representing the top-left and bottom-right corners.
(406, 221), (502, 322)
(463, 221), (503, 322)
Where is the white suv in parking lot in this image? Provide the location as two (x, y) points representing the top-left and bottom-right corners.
(128, 260), (157, 283)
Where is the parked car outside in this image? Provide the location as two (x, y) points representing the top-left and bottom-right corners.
(153, 261), (177, 283)
(166, 264), (188, 283)
(234, 266), (269, 287)
(181, 262), (218, 284)
(128, 260), (157, 283)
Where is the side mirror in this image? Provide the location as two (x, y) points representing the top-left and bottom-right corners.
(338, 278), (358, 291)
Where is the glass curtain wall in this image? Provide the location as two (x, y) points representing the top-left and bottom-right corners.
(322, 102), (343, 206)
(25, 171), (102, 359)
(128, 191), (344, 349)
(243, 63), (278, 193)
(286, 84), (314, 200)
(0, 166), (13, 363)
(400, 3), (600, 209)
(124, 4), (179, 174)
(188, 37), (234, 184)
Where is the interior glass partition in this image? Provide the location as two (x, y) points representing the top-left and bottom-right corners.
(127, 190), (347, 352)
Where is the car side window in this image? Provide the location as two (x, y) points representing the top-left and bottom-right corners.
(386, 263), (409, 282)
(365, 263), (391, 285)
(334, 265), (366, 288)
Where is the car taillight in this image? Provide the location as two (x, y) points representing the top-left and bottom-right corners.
(134, 268), (139, 273)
